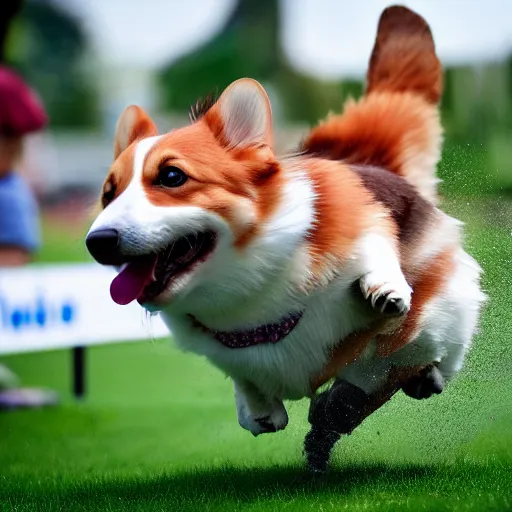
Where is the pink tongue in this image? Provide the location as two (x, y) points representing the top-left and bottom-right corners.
(110, 256), (157, 305)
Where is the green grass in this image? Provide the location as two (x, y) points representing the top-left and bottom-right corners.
(1, 192), (512, 511)
(36, 217), (90, 263)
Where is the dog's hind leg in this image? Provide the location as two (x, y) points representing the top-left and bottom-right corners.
(401, 363), (444, 399)
(305, 379), (371, 473)
(305, 363), (423, 473)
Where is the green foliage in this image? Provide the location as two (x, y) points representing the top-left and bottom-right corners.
(6, 0), (100, 129)
(0, 0), (22, 62)
(442, 64), (512, 143)
(439, 141), (512, 197)
(36, 218), (90, 263)
(159, 0), (281, 113)
(158, 0), (357, 127)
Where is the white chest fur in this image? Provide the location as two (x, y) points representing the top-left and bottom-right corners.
(156, 167), (374, 400)
(161, 276), (369, 400)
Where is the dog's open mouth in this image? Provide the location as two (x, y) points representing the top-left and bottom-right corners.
(110, 231), (217, 306)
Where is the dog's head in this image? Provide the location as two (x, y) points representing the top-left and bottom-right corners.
(86, 79), (304, 311)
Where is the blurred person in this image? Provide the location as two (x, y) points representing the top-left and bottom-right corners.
(0, 64), (58, 410)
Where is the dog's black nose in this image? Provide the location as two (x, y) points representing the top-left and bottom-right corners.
(86, 228), (122, 265)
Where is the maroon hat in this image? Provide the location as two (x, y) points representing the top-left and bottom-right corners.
(0, 66), (48, 136)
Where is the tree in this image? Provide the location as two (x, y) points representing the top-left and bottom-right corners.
(6, 0), (100, 128)
(158, 0), (355, 125)
(0, 0), (23, 63)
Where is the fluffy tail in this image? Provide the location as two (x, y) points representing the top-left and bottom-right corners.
(302, 6), (443, 204)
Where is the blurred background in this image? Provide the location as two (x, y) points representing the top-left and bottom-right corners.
(1, 1), (512, 509)
(4, 0), (512, 226)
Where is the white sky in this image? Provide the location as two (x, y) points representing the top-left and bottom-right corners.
(59, 0), (512, 79)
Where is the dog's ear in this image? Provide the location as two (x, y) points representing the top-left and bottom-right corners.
(367, 5), (442, 104)
(205, 78), (274, 150)
(113, 105), (158, 159)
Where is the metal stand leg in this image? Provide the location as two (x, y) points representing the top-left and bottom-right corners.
(72, 346), (86, 399)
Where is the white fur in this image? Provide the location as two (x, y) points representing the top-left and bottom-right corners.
(400, 107), (443, 205)
(88, 135), (484, 436)
(412, 210), (463, 267)
(339, 233), (486, 395)
(234, 379), (288, 435)
(356, 232), (412, 314)
(158, 168), (361, 403)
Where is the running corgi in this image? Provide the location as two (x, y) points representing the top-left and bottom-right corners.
(86, 5), (485, 469)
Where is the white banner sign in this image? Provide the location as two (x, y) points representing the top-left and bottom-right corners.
(0, 263), (169, 355)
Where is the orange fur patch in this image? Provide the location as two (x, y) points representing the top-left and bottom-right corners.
(304, 158), (390, 275)
(311, 324), (426, 396)
(141, 120), (282, 248)
(303, 92), (439, 182)
(302, 5), (442, 206)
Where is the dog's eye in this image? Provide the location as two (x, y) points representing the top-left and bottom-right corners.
(157, 166), (188, 188)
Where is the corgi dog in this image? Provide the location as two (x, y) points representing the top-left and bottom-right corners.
(86, 5), (485, 468)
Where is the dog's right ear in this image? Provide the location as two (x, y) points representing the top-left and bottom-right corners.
(114, 105), (158, 159)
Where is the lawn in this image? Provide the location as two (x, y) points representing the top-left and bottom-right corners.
(1, 155), (512, 510)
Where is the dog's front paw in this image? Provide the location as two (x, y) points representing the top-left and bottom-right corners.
(237, 400), (288, 437)
(360, 272), (412, 316)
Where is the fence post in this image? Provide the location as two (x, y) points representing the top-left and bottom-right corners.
(72, 346), (86, 399)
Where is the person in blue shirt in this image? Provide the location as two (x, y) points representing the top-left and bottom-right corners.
(0, 65), (58, 409)
(0, 148), (41, 262)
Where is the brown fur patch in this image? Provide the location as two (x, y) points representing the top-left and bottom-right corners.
(367, 6), (442, 104)
(354, 164), (434, 245)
